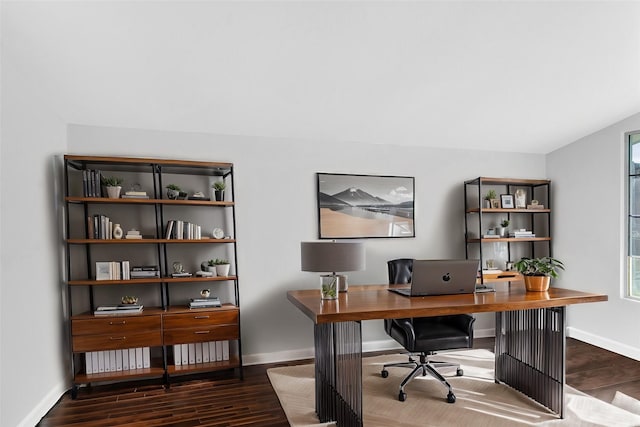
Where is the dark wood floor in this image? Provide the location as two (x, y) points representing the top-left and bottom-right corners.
(38, 338), (640, 426)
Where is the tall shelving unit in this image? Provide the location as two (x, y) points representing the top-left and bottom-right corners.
(63, 155), (242, 397)
(464, 177), (552, 286)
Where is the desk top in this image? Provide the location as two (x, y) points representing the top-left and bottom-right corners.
(287, 284), (608, 324)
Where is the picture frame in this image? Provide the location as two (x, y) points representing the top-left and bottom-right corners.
(490, 199), (500, 209)
(316, 172), (415, 239)
(500, 194), (514, 209)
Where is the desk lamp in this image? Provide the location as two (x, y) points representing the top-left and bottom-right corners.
(300, 241), (366, 299)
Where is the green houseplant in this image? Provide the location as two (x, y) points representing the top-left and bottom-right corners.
(483, 189), (497, 208)
(101, 176), (123, 198)
(212, 181), (226, 201)
(514, 256), (565, 292)
(213, 258), (230, 277)
(166, 184), (181, 199)
(496, 219), (510, 237)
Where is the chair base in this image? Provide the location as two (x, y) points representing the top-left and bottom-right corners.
(381, 353), (462, 403)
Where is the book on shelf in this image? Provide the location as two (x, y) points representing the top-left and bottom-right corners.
(130, 271), (160, 278)
(171, 272), (192, 278)
(131, 265), (159, 271)
(195, 270), (215, 277)
(94, 305), (143, 315)
(189, 300), (222, 308)
(482, 234), (501, 239)
(190, 297), (220, 303)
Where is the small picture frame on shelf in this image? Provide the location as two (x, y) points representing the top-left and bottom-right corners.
(500, 194), (514, 209)
(490, 199), (500, 209)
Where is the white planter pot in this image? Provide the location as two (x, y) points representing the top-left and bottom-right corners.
(106, 186), (121, 199)
(216, 264), (230, 277)
(206, 266), (217, 275)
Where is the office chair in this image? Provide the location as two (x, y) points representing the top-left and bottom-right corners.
(382, 258), (475, 403)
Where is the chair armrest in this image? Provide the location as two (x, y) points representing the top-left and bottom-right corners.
(391, 318), (416, 344)
(447, 314), (475, 335)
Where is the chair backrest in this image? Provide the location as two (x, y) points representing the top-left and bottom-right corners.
(387, 258), (414, 284)
(385, 258), (414, 334)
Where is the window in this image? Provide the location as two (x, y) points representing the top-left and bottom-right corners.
(627, 132), (640, 299)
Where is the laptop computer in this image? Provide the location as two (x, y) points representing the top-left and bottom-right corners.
(389, 259), (480, 297)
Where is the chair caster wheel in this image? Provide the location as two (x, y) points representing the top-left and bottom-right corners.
(456, 368), (463, 376)
(447, 392), (456, 403)
(381, 369), (388, 378)
(399, 391), (407, 402)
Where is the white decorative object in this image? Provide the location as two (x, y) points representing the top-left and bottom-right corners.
(113, 224), (123, 239)
(216, 263), (230, 277)
(106, 186), (122, 199)
(515, 189), (526, 209)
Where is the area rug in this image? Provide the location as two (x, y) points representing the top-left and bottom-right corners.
(267, 349), (640, 427)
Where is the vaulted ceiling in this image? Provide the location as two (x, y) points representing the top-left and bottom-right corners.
(3, 1), (640, 154)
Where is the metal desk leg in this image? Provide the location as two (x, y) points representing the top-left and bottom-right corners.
(495, 307), (566, 417)
(314, 321), (363, 427)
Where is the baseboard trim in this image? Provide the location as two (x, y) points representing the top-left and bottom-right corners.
(18, 380), (68, 427)
(567, 327), (640, 361)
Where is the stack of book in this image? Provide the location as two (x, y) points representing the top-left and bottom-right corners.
(125, 229), (143, 239)
(121, 190), (149, 199)
(171, 272), (192, 278)
(509, 230), (536, 238)
(94, 304), (143, 315)
(189, 297), (221, 309)
(130, 265), (160, 279)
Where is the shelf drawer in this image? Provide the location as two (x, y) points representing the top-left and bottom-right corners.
(72, 315), (161, 336)
(163, 310), (238, 329)
(163, 324), (239, 345)
(73, 330), (162, 352)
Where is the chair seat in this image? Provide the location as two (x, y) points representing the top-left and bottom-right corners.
(414, 322), (471, 351)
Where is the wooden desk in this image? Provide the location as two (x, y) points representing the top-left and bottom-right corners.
(287, 284), (607, 427)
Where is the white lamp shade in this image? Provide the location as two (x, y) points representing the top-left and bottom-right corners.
(300, 241), (366, 273)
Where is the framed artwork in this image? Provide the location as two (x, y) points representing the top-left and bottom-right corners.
(316, 173), (415, 239)
(500, 194), (514, 209)
(490, 199), (500, 209)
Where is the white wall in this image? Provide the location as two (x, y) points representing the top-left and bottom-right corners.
(67, 124), (546, 362)
(547, 112), (640, 360)
(1, 49), (68, 427)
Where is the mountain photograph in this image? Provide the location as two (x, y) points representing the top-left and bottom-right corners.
(317, 174), (414, 238)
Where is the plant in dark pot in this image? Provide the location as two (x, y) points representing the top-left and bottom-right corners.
(514, 256), (565, 292)
(212, 181), (226, 201)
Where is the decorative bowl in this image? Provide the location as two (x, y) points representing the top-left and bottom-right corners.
(121, 296), (138, 305)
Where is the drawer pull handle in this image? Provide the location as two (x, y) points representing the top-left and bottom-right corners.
(194, 316), (210, 319)
(109, 336), (126, 340)
(109, 321), (126, 325)
(194, 331), (211, 334)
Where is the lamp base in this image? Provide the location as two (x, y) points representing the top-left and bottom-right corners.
(336, 274), (348, 292)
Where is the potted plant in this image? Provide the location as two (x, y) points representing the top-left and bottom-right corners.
(205, 259), (217, 274)
(212, 181), (226, 201)
(496, 219), (509, 237)
(213, 258), (230, 277)
(101, 176), (123, 198)
(166, 184), (181, 199)
(484, 189), (497, 208)
(513, 256), (565, 292)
